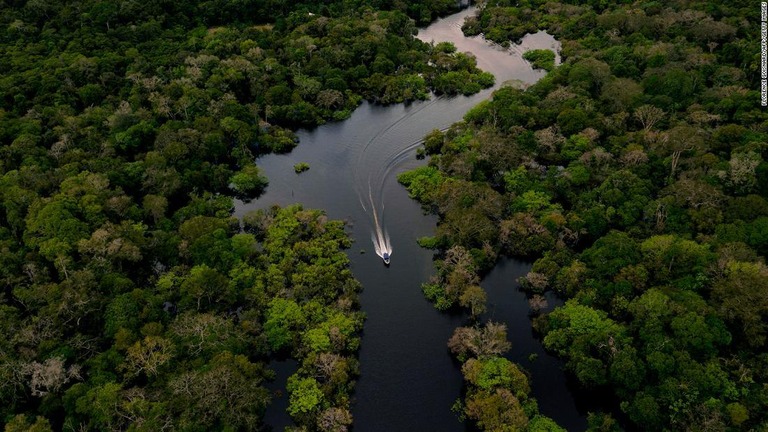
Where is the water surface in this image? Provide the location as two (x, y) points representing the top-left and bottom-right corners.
(236, 7), (586, 431)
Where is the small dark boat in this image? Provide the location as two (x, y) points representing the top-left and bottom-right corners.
(382, 252), (390, 265)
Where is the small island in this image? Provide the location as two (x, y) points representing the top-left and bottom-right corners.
(294, 162), (310, 174)
(522, 49), (555, 72)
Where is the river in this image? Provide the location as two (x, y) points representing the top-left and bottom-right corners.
(235, 6), (587, 431)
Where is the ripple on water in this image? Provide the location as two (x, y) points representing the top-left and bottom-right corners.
(236, 6), (585, 431)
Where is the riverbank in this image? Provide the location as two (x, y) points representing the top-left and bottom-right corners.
(237, 6), (585, 430)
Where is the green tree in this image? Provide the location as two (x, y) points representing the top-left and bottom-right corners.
(229, 164), (268, 198)
(287, 375), (326, 418)
(264, 298), (306, 351)
(4, 415), (53, 432)
(712, 261), (768, 347)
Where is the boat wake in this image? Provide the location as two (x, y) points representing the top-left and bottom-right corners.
(354, 96), (448, 264)
(368, 184), (392, 264)
(371, 226), (392, 263)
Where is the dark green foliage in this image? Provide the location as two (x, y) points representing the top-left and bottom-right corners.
(229, 164), (269, 198)
(447, 322), (563, 430)
(2, 3), (397, 427)
(403, 1), (768, 430)
(398, 165), (445, 204)
(293, 162), (310, 173)
(1, 187), (361, 429)
(523, 49), (556, 72)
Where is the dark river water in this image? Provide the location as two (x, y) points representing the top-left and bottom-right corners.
(235, 7), (588, 431)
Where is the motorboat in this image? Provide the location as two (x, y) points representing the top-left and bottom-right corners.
(382, 252), (390, 265)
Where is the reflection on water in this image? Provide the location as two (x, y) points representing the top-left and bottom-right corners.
(236, 6), (586, 431)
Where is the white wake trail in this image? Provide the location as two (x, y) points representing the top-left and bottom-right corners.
(368, 182), (392, 260)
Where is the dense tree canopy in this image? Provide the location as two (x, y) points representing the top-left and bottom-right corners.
(1, 193), (363, 430)
(0, 0), (489, 428)
(404, 0), (768, 430)
(2, 0), (766, 430)
(448, 322), (564, 432)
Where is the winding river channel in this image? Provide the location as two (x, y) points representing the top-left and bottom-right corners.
(235, 7), (589, 431)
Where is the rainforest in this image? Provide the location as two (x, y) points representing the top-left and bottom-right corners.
(0, 0), (766, 431)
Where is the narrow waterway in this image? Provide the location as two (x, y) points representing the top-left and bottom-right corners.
(235, 6), (587, 431)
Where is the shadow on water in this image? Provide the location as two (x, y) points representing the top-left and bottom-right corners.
(262, 359), (298, 431)
(481, 259), (588, 430)
(235, 6), (588, 431)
